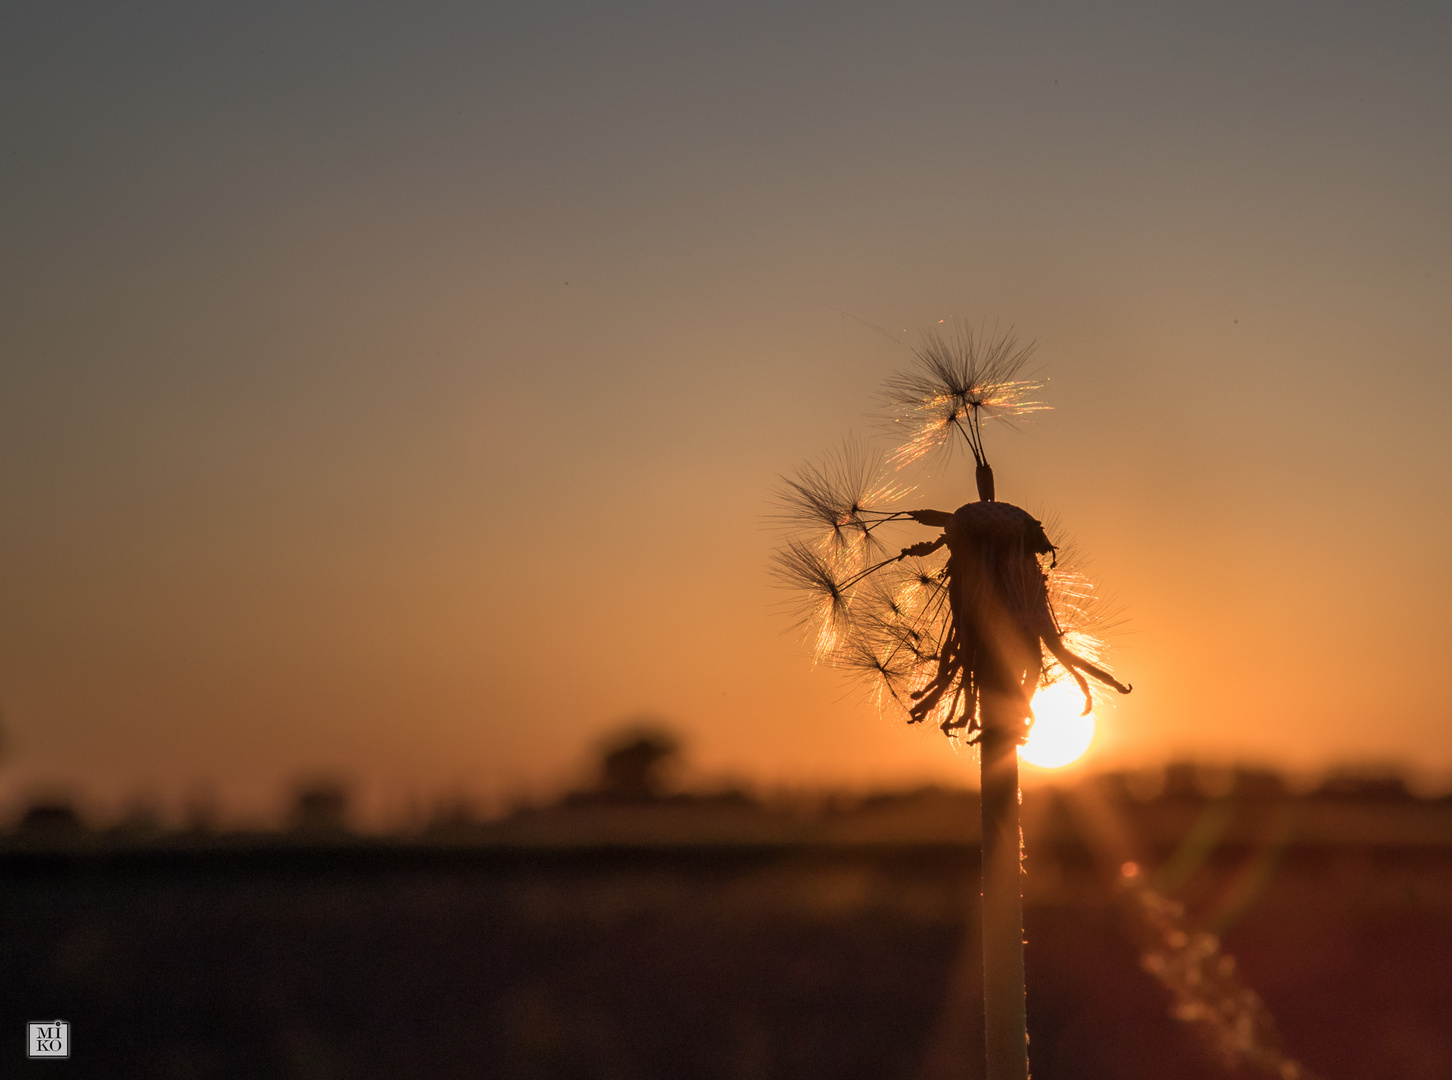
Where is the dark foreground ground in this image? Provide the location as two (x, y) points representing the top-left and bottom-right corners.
(1, 778), (1449, 1079)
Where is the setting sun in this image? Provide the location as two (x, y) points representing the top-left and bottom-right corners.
(1021, 679), (1097, 769)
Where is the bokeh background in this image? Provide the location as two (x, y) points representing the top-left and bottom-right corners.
(2, 1), (1449, 819)
(3, 7), (1452, 1075)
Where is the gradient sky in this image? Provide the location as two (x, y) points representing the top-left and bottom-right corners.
(2, 1), (1449, 821)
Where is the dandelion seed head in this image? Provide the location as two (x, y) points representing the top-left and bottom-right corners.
(772, 322), (1130, 749)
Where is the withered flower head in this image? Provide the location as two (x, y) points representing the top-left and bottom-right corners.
(771, 320), (1128, 740)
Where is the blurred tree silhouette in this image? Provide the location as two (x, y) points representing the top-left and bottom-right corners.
(594, 727), (680, 802)
(18, 801), (83, 834)
(290, 779), (352, 834)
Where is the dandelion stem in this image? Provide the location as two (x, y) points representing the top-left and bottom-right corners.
(980, 704), (1029, 1080)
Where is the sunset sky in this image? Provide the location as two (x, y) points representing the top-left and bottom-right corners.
(2, 2), (1449, 821)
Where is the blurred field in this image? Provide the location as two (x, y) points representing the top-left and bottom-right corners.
(1, 771), (1449, 1079)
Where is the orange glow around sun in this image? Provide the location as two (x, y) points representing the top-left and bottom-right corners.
(1021, 678), (1096, 769)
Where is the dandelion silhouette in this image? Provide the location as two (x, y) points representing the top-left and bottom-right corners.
(773, 324), (1132, 1080)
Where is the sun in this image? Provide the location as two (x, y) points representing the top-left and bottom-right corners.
(1020, 678), (1096, 769)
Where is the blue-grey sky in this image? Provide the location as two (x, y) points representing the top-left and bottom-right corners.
(2, 1), (1449, 821)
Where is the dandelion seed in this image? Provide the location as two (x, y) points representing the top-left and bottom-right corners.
(770, 539), (855, 661)
(882, 325), (1048, 474)
(772, 439), (911, 570)
(833, 632), (921, 712)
